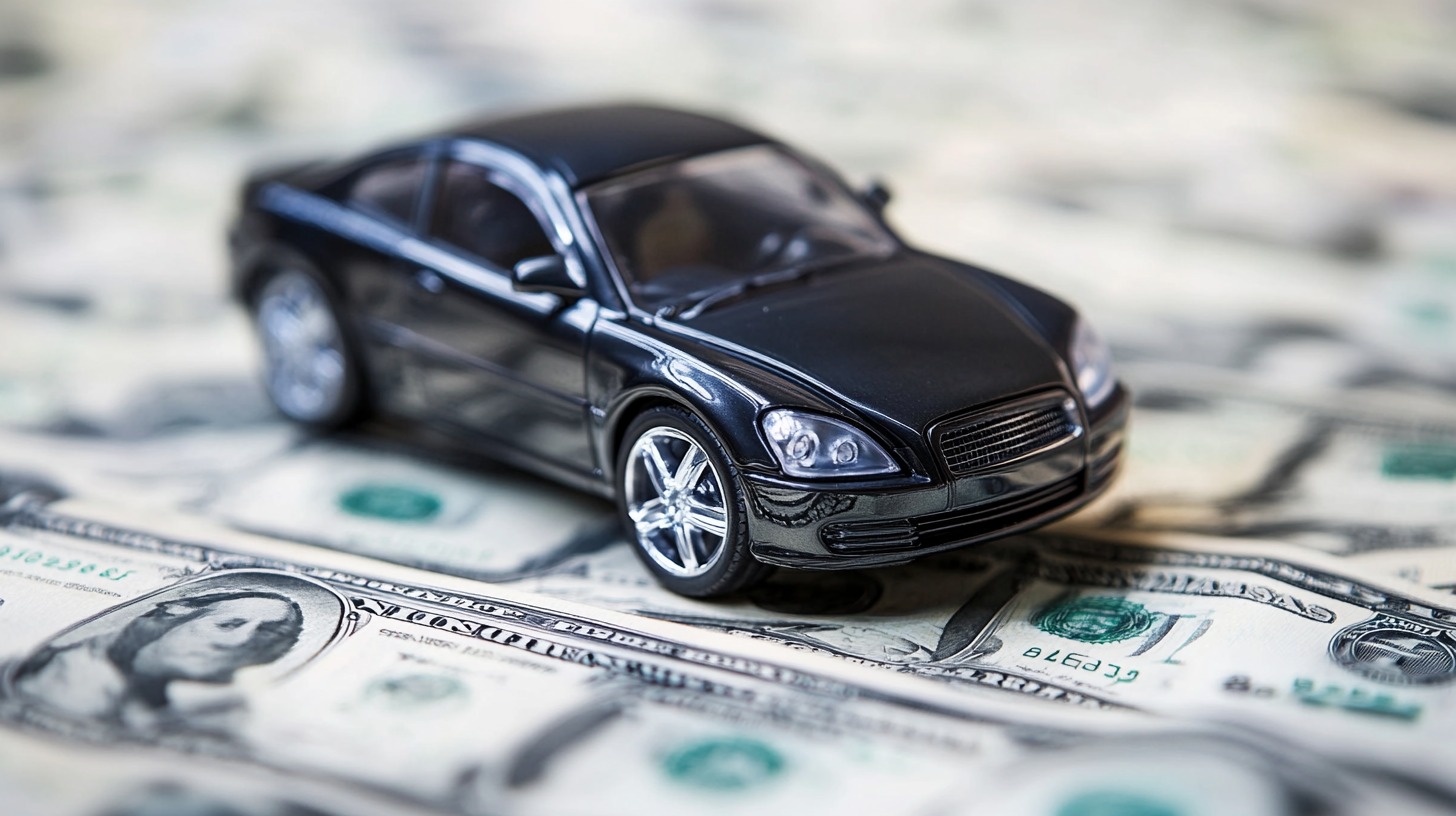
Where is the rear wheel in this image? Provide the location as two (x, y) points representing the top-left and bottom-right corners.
(251, 267), (363, 429)
(617, 406), (770, 597)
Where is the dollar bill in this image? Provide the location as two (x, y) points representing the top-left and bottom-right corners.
(0, 725), (446, 816)
(942, 529), (1456, 755)
(511, 521), (1456, 781)
(0, 495), (991, 815)
(589, 531), (1455, 704)
(202, 433), (621, 582)
(2, 496), (1452, 815)
(1342, 547), (1456, 594)
(1081, 377), (1456, 557)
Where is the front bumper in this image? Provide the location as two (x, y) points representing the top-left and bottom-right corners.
(744, 386), (1128, 569)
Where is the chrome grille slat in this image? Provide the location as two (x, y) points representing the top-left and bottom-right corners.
(936, 393), (1081, 475)
(975, 420), (1062, 447)
(965, 413), (1041, 434)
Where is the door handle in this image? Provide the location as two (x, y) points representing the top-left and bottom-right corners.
(413, 269), (445, 294)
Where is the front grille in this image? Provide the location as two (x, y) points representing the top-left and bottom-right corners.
(936, 393), (1081, 476)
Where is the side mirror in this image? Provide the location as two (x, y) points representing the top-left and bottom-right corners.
(512, 254), (584, 298)
(860, 179), (892, 215)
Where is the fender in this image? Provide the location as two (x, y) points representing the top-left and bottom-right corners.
(588, 315), (847, 481)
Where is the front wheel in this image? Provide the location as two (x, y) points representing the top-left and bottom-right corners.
(616, 407), (770, 597)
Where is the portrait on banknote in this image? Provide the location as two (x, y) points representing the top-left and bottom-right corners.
(0, 569), (348, 742)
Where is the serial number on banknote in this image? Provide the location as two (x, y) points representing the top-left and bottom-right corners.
(0, 544), (137, 581)
(1022, 646), (1140, 684)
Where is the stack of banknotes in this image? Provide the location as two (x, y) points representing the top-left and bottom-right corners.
(1, 0), (1454, 813)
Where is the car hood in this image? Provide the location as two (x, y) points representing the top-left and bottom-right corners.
(665, 254), (1072, 435)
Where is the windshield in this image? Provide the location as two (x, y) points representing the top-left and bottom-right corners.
(583, 145), (896, 311)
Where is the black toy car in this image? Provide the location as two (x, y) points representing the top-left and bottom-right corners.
(229, 104), (1127, 597)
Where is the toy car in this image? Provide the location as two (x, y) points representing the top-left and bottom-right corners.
(229, 104), (1127, 597)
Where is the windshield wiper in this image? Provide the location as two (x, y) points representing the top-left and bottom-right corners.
(657, 263), (832, 321)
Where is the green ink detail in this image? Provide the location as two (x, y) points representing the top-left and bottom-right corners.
(1402, 301), (1451, 327)
(338, 484), (443, 522)
(1291, 678), (1422, 721)
(366, 674), (465, 708)
(663, 737), (785, 792)
(1057, 792), (1182, 816)
(1428, 252), (1456, 278)
(1036, 596), (1153, 644)
(1382, 445), (1456, 481)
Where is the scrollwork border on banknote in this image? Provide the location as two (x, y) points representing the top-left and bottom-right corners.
(1045, 536), (1453, 629)
(0, 498), (1118, 737)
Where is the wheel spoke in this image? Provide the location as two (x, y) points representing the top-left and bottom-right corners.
(673, 445), (708, 491)
(262, 308), (297, 348)
(299, 304), (333, 344)
(642, 441), (673, 495)
(673, 524), (700, 571)
(629, 499), (671, 534)
(684, 500), (727, 538)
(313, 348), (345, 384)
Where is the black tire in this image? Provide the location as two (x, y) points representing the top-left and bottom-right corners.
(249, 264), (366, 431)
(615, 406), (771, 597)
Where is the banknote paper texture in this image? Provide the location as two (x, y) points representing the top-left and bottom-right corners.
(2, 497), (1452, 815)
(507, 523), (1456, 774)
(0, 497), (1127, 815)
(4, 1), (1456, 812)
(0, 725), (450, 816)
(1082, 378), (1456, 556)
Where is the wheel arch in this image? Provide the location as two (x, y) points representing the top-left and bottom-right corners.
(236, 239), (345, 308)
(603, 385), (773, 484)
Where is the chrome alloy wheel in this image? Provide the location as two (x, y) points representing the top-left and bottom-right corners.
(623, 426), (732, 578)
(255, 270), (348, 423)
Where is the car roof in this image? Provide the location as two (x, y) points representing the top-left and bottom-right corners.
(444, 104), (770, 189)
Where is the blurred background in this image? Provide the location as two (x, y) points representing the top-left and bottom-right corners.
(3, 0), (1454, 301)
(0, 0), (1454, 557)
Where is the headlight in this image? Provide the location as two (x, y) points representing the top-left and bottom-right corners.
(761, 409), (900, 478)
(1070, 318), (1116, 408)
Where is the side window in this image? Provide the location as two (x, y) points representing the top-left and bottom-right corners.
(345, 158), (426, 226)
(429, 161), (554, 270)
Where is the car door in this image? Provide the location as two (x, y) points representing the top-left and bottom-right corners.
(322, 149), (435, 403)
(398, 152), (598, 475)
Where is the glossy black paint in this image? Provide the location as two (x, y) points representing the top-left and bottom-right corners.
(230, 103), (1128, 570)
(450, 105), (765, 188)
(679, 254), (1069, 435)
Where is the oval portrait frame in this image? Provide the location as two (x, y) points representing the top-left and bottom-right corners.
(3, 568), (350, 695)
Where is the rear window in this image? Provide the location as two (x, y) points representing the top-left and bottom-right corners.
(344, 157), (427, 226)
